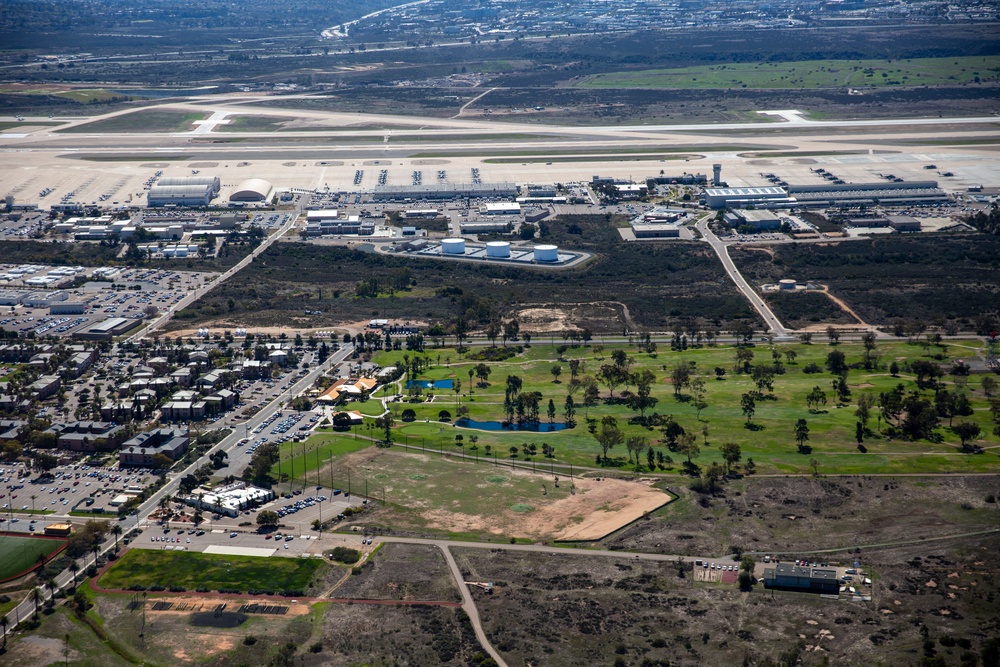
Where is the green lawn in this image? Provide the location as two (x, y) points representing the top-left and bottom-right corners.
(328, 340), (1000, 476)
(98, 549), (325, 593)
(577, 56), (1000, 89)
(56, 110), (209, 133)
(0, 535), (66, 580)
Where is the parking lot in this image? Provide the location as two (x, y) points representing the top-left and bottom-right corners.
(0, 211), (49, 238)
(2, 459), (160, 523)
(0, 265), (213, 338)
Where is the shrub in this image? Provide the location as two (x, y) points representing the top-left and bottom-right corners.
(328, 547), (362, 564)
(243, 635), (257, 646)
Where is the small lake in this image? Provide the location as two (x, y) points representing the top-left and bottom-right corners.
(455, 418), (570, 432)
(405, 379), (454, 389)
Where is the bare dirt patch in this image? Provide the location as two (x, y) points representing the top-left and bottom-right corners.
(536, 477), (672, 541)
(145, 595), (312, 617)
(338, 448), (670, 540)
(515, 303), (623, 334)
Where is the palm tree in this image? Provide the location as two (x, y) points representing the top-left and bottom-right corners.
(30, 494), (37, 514)
(1, 613), (8, 648)
(31, 587), (42, 618)
(112, 525), (123, 552)
(69, 561), (79, 587)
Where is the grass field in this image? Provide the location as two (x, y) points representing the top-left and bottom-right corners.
(577, 56), (1000, 89)
(0, 535), (65, 580)
(217, 114), (296, 132)
(56, 110), (209, 133)
(98, 549), (326, 593)
(324, 339), (1000, 477)
(276, 441), (668, 540)
(0, 121), (60, 130)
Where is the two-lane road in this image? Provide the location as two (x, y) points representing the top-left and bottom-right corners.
(695, 217), (792, 339)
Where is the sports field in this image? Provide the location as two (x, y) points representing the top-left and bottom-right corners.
(0, 534), (66, 580)
(577, 56), (1000, 89)
(98, 549), (326, 593)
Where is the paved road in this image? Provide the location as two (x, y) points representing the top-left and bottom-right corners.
(695, 217), (792, 339)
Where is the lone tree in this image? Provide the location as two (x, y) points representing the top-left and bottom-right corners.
(625, 436), (648, 469)
(670, 364), (691, 397)
(806, 386), (827, 412)
(952, 421), (981, 450)
(256, 510), (279, 528)
(794, 418), (810, 450)
(594, 415), (625, 461)
(719, 442), (742, 475)
(740, 392), (756, 425)
(374, 413), (394, 446)
(678, 432), (700, 465)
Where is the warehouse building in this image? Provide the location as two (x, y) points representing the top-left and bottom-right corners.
(631, 223), (680, 238)
(229, 178), (274, 203)
(371, 182), (518, 201)
(785, 181), (947, 208)
(480, 202), (521, 215)
(704, 187), (797, 209)
(147, 183), (214, 208)
(158, 176), (221, 195)
(763, 562), (840, 594)
(886, 215), (921, 232)
(724, 209), (782, 231)
(73, 317), (143, 341)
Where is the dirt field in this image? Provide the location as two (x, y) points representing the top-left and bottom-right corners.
(335, 448), (672, 540)
(94, 590), (319, 666)
(318, 603), (486, 666)
(453, 526), (1000, 667)
(333, 542), (461, 602)
(603, 476), (1000, 560)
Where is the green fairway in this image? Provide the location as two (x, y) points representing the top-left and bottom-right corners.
(0, 535), (65, 580)
(577, 56), (1000, 89)
(56, 110), (209, 133)
(98, 549), (326, 593)
(330, 339), (1000, 477)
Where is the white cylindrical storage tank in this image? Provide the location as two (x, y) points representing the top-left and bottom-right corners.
(486, 241), (510, 258)
(441, 238), (465, 254)
(534, 244), (558, 262)
(779, 279), (796, 290)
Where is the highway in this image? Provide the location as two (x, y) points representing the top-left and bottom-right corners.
(694, 216), (792, 340)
